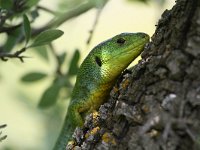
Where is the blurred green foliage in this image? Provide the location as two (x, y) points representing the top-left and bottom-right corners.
(21, 72), (47, 82)
(127, 0), (166, 5)
(0, 0), (78, 108)
(0, 124), (7, 143)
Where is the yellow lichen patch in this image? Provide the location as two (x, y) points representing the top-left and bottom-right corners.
(85, 132), (89, 139)
(91, 126), (100, 135)
(148, 129), (160, 138)
(66, 140), (75, 150)
(92, 111), (99, 120)
(142, 104), (150, 113)
(121, 78), (130, 89)
(85, 126), (100, 139)
(92, 111), (100, 126)
(102, 132), (116, 145)
(113, 86), (119, 93)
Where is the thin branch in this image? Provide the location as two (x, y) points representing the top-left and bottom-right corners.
(17, 0), (98, 43)
(37, 5), (57, 15)
(0, 24), (21, 33)
(48, 44), (63, 76)
(86, 8), (103, 45)
(0, 47), (27, 62)
(0, 124), (7, 142)
(31, 1), (100, 37)
(0, 135), (7, 142)
(86, 0), (109, 45)
(0, 124), (6, 129)
(18, 0), (109, 43)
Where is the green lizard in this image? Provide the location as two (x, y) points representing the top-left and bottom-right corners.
(53, 32), (149, 150)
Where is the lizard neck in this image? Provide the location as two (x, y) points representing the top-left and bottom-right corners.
(71, 76), (116, 111)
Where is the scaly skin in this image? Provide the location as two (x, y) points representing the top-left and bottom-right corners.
(53, 32), (149, 150)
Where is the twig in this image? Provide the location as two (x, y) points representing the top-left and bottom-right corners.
(18, 0), (109, 43)
(31, 1), (100, 37)
(0, 124), (7, 142)
(0, 24), (21, 33)
(86, 0), (109, 45)
(0, 135), (7, 142)
(0, 47), (27, 62)
(37, 5), (57, 15)
(0, 124), (6, 129)
(48, 44), (62, 75)
(86, 8), (103, 45)
(18, 0), (98, 43)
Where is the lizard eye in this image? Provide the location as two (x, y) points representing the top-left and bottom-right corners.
(95, 56), (102, 67)
(116, 38), (126, 45)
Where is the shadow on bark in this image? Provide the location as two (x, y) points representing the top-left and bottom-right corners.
(70, 0), (200, 149)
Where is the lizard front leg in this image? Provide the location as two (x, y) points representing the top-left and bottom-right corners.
(69, 101), (91, 127)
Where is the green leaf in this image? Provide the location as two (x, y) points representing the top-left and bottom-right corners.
(38, 80), (61, 108)
(21, 72), (47, 82)
(127, 0), (149, 3)
(30, 9), (39, 21)
(23, 14), (31, 45)
(3, 28), (21, 52)
(34, 46), (49, 61)
(0, 0), (13, 9)
(68, 49), (80, 76)
(26, 0), (40, 8)
(58, 52), (67, 65)
(28, 29), (64, 48)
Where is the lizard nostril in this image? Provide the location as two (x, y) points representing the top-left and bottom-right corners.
(137, 32), (149, 39)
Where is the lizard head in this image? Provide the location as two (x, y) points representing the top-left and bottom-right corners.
(87, 32), (149, 83)
(78, 32), (149, 86)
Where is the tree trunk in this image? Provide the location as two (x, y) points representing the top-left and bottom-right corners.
(70, 0), (200, 149)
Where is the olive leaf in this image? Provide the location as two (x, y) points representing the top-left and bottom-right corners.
(28, 29), (64, 48)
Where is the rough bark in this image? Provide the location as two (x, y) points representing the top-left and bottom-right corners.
(70, 0), (200, 149)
